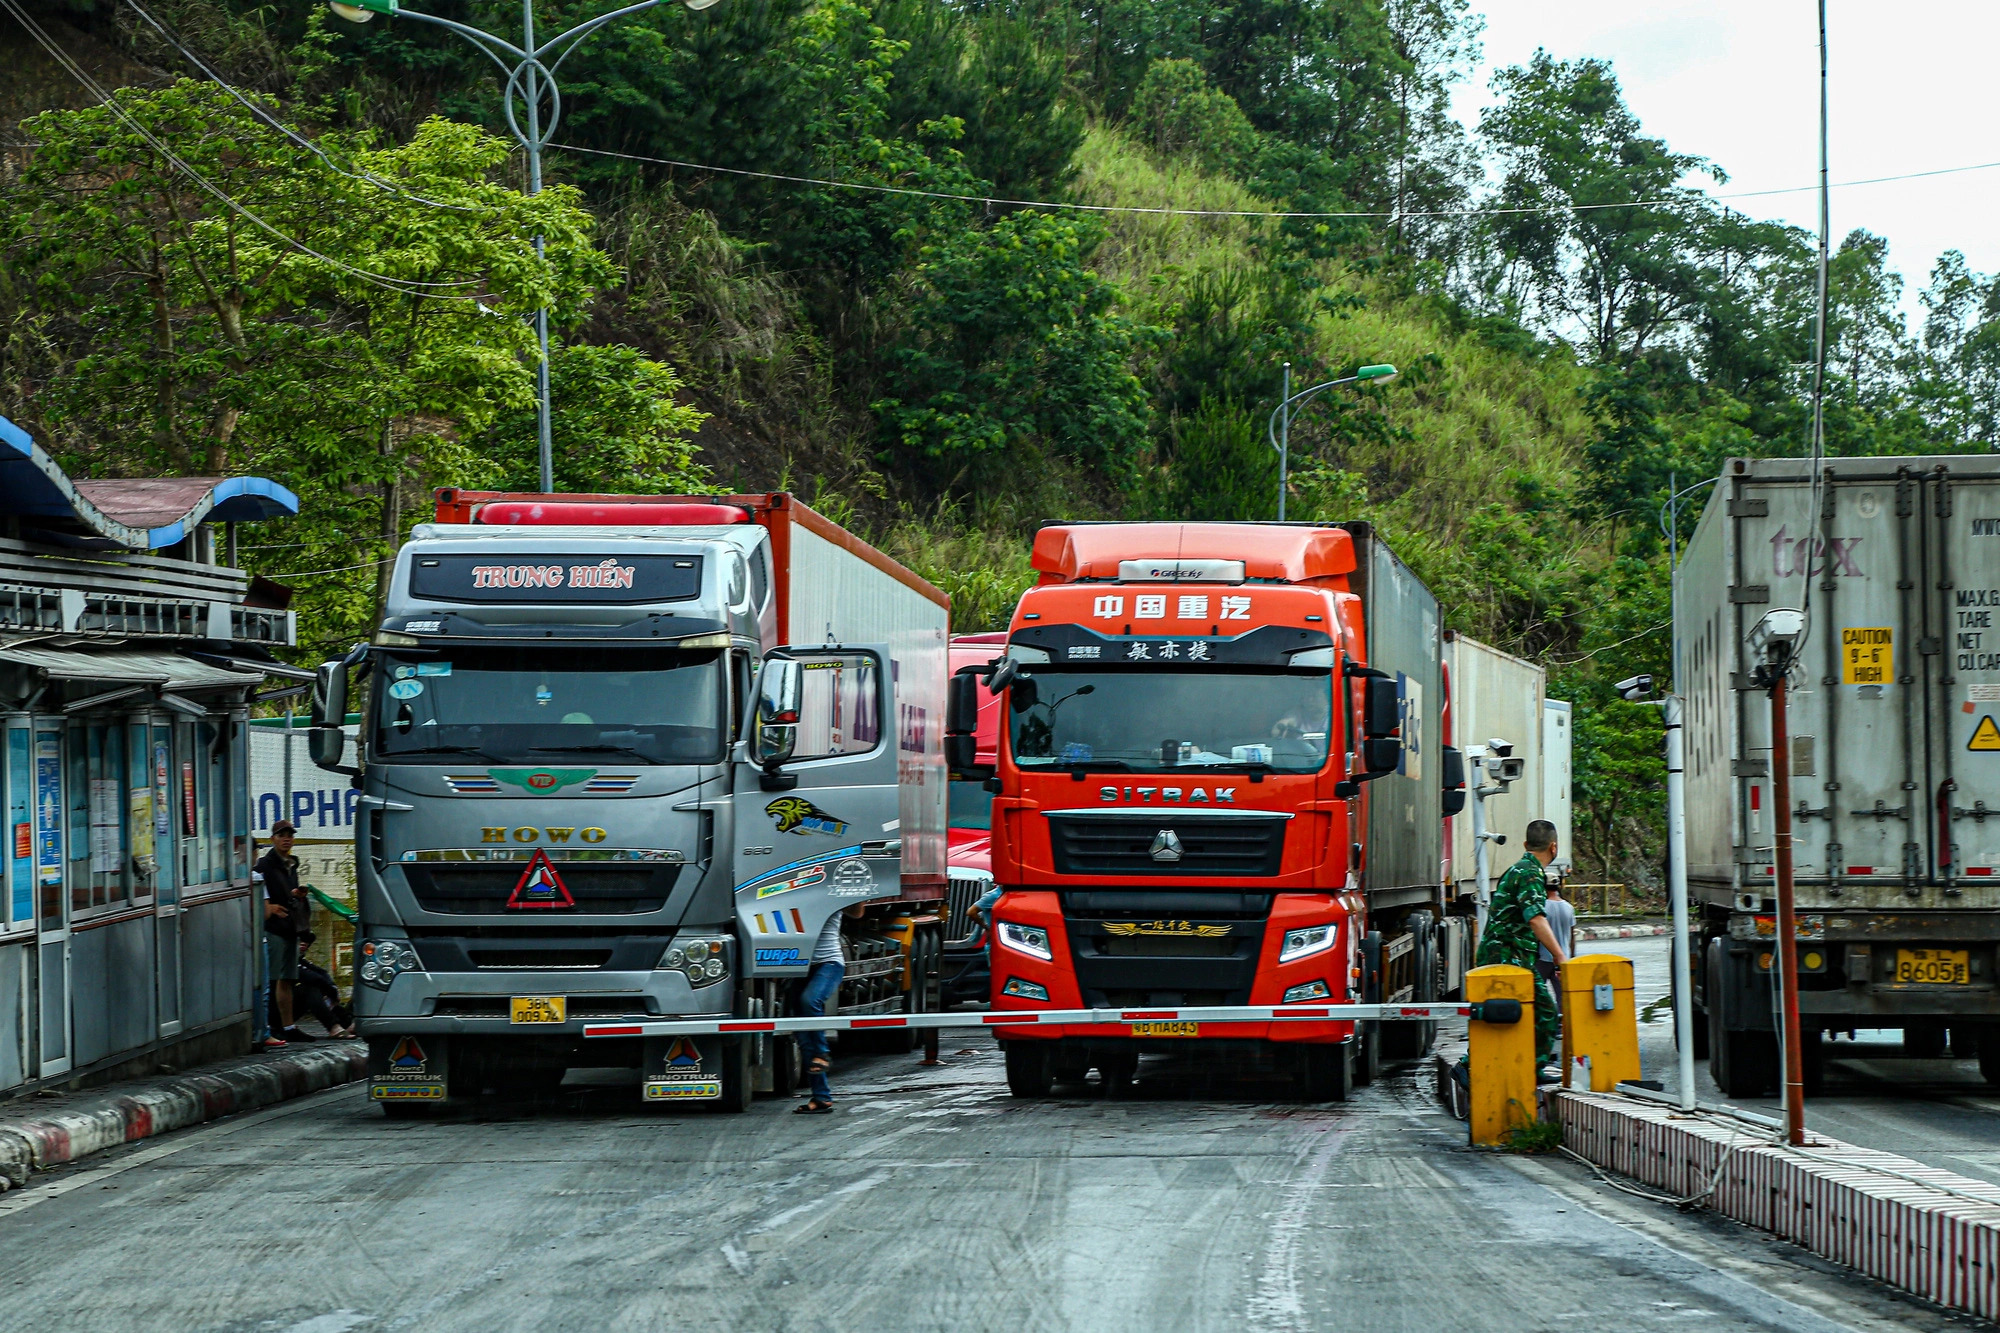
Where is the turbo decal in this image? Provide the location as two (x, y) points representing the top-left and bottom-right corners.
(765, 796), (849, 837)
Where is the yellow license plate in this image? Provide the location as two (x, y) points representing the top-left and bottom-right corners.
(1894, 949), (1969, 985)
(1130, 1021), (1199, 1037)
(510, 995), (567, 1024)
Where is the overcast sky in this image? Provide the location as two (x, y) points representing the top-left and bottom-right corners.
(1452, 1), (2000, 327)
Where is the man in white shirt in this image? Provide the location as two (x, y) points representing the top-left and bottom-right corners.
(795, 905), (862, 1114)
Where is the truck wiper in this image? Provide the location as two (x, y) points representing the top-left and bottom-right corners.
(530, 744), (656, 761)
(386, 743), (504, 761)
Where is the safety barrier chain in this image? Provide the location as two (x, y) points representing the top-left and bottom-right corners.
(583, 1002), (1472, 1040)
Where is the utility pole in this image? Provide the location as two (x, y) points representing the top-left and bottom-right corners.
(1750, 609), (1808, 1145)
(326, 0), (722, 492)
(1267, 362), (1399, 522)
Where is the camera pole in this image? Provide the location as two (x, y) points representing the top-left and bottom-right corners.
(1767, 668), (1808, 1145)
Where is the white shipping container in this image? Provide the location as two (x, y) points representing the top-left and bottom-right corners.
(1543, 699), (1573, 876)
(1676, 455), (2000, 911)
(777, 507), (949, 891)
(1443, 632), (1548, 895)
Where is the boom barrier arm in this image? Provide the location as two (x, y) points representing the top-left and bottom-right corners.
(584, 1003), (1473, 1040)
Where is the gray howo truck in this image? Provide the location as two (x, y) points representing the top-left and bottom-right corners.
(307, 491), (948, 1113)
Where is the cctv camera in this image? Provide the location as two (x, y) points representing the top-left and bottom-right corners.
(1748, 608), (1805, 665)
(1616, 673), (1654, 701)
(1485, 738), (1513, 758)
(1495, 756), (1525, 783)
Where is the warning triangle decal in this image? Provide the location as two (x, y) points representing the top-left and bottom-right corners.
(506, 849), (575, 909)
(1972, 715), (2000, 752)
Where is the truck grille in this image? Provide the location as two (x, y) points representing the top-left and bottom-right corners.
(467, 948), (613, 970)
(1062, 910), (1268, 1007)
(1046, 814), (1288, 876)
(403, 862), (680, 914)
(944, 870), (990, 946)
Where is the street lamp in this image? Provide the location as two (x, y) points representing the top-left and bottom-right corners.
(1266, 362), (1397, 521)
(327, 0), (723, 492)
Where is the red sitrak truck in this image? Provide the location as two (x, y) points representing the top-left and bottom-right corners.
(946, 522), (1466, 1100)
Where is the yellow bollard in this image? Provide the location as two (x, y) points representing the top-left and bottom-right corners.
(1466, 963), (1538, 1147)
(1558, 954), (1640, 1092)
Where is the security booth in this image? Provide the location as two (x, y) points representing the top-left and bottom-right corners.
(0, 415), (300, 1094)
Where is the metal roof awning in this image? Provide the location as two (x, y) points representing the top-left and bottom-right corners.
(0, 644), (264, 690)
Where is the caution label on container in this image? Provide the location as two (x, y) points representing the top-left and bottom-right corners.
(1971, 716), (2000, 752)
(1841, 627), (1893, 685)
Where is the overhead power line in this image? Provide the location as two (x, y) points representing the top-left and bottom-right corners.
(553, 142), (2000, 222)
(3, 0), (487, 300)
(119, 0), (488, 215)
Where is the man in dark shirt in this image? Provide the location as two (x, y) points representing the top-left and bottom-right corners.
(257, 821), (311, 1045)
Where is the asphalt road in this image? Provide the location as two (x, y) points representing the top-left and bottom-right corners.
(0, 1026), (1975, 1332)
(1601, 934), (2000, 1189)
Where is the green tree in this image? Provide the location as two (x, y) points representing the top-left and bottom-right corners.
(872, 210), (1157, 469)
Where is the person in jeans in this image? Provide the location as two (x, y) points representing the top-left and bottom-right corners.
(1537, 875), (1577, 995)
(257, 822), (312, 1046)
(795, 905), (861, 1114)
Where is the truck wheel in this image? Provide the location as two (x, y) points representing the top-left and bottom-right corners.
(1096, 1051), (1138, 1097)
(1705, 939), (1776, 1098)
(1004, 1041), (1053, 1098)
(1380, 914), (1438, 1060)
(1904, 1021), (1948, 1059)
(715, 1037), (753, 1113)
(774, 1035), (802, 1095)
(1980, 1031), (2000, 1087)
(1295, 1043), (1351, 1103)
(379, 1100), (439, 1120)
(1352, 1022), (1380, 1087)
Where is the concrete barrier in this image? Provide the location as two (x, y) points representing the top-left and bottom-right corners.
(1555, 1089), (2000, 1322)
(0, 1042), (365, 1190)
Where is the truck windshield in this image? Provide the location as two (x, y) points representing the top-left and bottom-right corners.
(1008, 668), (1334, 774)
(371, 646), (727, 765)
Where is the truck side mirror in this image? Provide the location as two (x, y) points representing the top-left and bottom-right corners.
(987, 657), (1020, 694)
(754, 657), (801, 777)
(1363, 736), (1402, 772)
(945, 734), (978, 773)
(1440, 744), (1466, 817)
(1363, 677), (1400, 736)
(308, 662), (356, 774)
(947, 671), (980, 736)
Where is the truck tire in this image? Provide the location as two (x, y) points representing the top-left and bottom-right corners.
(716, 1037), (753, 1113)
(1352, 1022), (1380, 1087)
(1096, 1050), (1138, 1097)
(1380, 914), (1438, 1060)
(1295, 1042), (1351, 1103)
(1706, 940), (1777, 1098)
(379, 1100), (439, 1120)
(1980, 1031), (2000, 1088)
(774, 1035), (802, 1095)
(1904, 1021), (1948, 1059)
(1005, 1041), (1053, 1098)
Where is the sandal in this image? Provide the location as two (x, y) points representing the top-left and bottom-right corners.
(793, 1099), (835, 1114)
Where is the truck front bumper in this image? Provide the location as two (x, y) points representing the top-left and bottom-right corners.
(353, 968), (730, 1036)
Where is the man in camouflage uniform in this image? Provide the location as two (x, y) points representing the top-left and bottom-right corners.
(1475, 819), (1568, 1073)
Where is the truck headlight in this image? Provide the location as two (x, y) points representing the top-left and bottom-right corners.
(998, 922), (1052, 961)
(660, 935), (731, 987)
(357, 938), (422, 990)
(1279, 923), (1337, 963)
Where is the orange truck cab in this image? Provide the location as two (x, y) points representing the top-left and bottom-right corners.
(945, 522), (1466, 1101)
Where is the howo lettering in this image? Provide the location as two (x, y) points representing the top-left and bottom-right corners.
(307, 490), (948, 1113)
(944, 522), (1469, 1100)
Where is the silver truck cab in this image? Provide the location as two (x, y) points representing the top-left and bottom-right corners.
(309, 522), (905, 1111)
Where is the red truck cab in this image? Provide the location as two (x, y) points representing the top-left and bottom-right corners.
(948, 522), (1458, 1101)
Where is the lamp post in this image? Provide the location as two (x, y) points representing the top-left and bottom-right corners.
(327, 0), (721, 493)
(1266, 362), (1398, 521)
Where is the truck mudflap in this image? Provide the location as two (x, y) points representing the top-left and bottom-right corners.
(643, 1034), (728, 1101)
(368, 1034), (450, 1103)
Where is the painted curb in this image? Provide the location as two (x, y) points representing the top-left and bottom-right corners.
(0, 1043), (365, 1190)
(1555, 1089), (2000, 1322)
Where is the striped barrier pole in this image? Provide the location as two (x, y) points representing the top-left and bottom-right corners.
(583, 1002), (1472, 1040)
